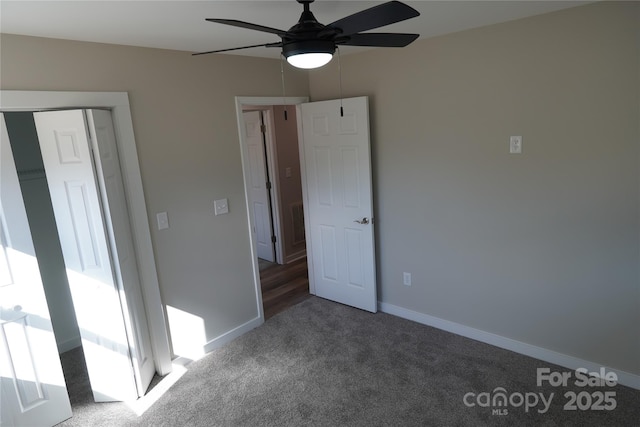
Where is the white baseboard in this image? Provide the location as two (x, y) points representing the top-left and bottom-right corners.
(203, 316), (263, 353)
(284, 250), (306, 264)
(378, 302), (640, 391)
(57, 335), (82, 353)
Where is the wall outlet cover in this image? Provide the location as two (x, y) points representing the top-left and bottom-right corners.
(510, 136), (523, 154)
(156, 212), (169, 230)
(403, 272), (412, 286)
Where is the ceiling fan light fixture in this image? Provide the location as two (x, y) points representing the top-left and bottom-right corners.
(286, 52), (333, 69)
(283, 40), (335, 69)
(195, 1), (421, 65)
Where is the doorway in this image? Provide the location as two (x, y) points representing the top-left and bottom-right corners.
(236, 97), (311, 319)
(1, 91), (172, 427)
(3, 109), (155, 403)
(0, 91), (171, 378)
(239, 96), (378, 319)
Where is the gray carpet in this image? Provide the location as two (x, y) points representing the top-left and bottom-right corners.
(58, 297), (639, 426)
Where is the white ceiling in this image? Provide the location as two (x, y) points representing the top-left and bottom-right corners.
(0, 1), (590, 59)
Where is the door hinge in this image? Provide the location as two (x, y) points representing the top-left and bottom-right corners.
(271, 236), (277, 243)
(266, 181), (272, 190)
(260, 124), (266, 133)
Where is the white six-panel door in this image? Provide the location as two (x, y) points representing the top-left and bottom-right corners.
(33, 110), (150, 401)
(0, 114), (72, 426)
(243, 111), (275, 262)
(299, 97), (377, 312)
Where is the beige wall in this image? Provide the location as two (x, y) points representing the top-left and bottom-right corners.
(0, 34), (309, 352)
(309, 2), (639, 374)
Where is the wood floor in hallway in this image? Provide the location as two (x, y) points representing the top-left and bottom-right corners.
(260, 257), (311, 319)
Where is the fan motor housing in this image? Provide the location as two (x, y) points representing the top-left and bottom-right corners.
(282, 39), (336, 59)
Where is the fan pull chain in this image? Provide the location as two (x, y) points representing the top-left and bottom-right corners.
(280, 55), (288, 120)
(338, 47), (344, 117)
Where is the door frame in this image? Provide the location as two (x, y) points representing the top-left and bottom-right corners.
(235, 96), (309, 321)
(0, 90), (172, 376)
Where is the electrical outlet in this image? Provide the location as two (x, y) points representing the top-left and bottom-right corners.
(510, 136), (522, 154)
(403, 272), (412, 286)
(156, 212), (169, 230)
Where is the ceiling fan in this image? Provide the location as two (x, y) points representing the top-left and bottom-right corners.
(193, 0), (420, 69)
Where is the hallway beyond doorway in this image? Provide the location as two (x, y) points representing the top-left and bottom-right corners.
(260, 257), (310, 319)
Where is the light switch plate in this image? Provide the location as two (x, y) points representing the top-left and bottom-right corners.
(156, 212), (169, 230)
(214, 198), (229, 216)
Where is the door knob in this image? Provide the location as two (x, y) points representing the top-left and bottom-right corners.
(354, 217), (369, 225)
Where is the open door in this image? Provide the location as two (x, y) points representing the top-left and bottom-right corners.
(299, 97), (377, 312)
(33, 109), (153, 401)
(85, 109), (155, 397)
(243, 110), (276, 262)
(0, 115), (72, 426)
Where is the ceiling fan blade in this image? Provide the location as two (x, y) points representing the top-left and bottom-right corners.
(339, 33), (419, 48)
(192, 42), (282, 56)
(205, 19), (287, 37)
(327, 1), (420, 37)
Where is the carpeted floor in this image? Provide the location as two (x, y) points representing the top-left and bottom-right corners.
(58, 297), (639, 426)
